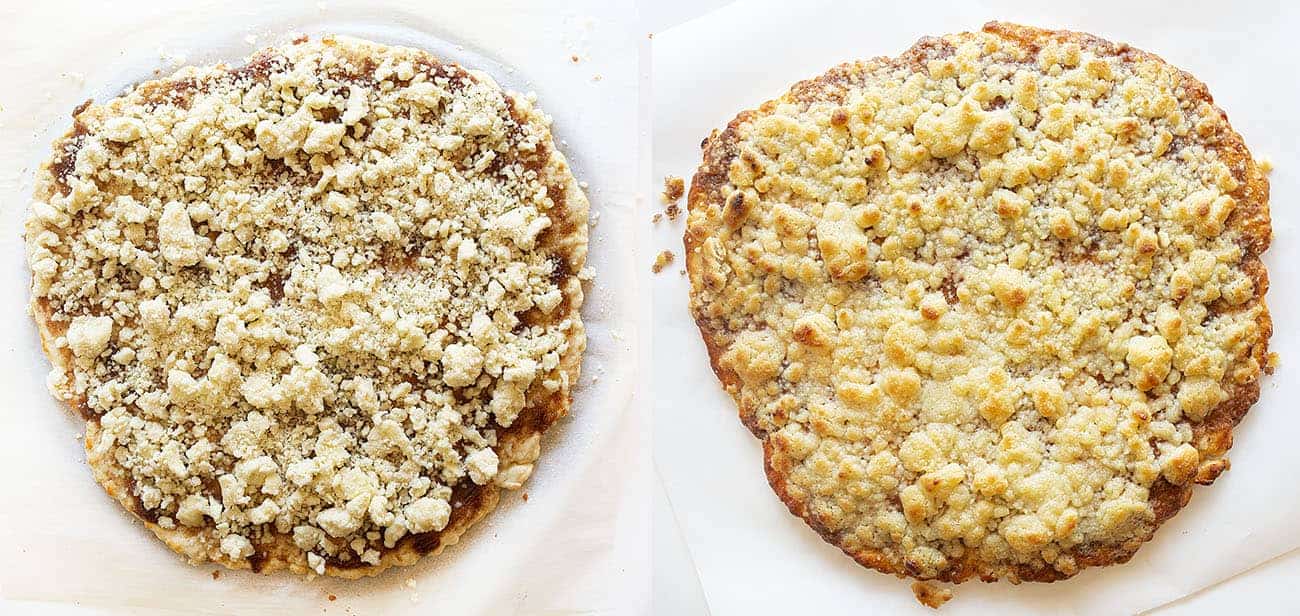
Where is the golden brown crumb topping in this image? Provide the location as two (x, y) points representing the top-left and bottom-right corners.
(686, 23), (1270, 583)
(27, 36), (587, 573)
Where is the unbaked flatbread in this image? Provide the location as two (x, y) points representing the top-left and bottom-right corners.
(26, 35), (588, 578)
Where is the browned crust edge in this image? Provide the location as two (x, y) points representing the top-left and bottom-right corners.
(684, 21), (1272, 584)
(27, 35), (589, 579)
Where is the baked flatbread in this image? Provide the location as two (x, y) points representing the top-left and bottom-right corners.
(27, 35), (587, 578)
(686, 22), (1270, 583)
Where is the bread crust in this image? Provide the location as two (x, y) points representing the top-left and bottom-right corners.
(685, 22), (1270, 584)
(28, 36), (588, 578)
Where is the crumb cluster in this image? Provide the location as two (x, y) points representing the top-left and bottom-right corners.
(27, 36), (587, 576)
(662, 175), (685, 220)
(652, 250), (675, 274)
(687, 23), (1270, 582)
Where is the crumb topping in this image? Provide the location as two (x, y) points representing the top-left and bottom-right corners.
(27, 36), (586, 572)
(687, 24), (1270, 581)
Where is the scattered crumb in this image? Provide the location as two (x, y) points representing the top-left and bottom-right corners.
(211, 570), (220, 580)
(327, 594), (337, 602)
(1258, 156), (1275, 174)
(592, 74), (603, 82)
(158, 48), (189, 69)
(661, 175), (685, 219)
(661, 175), (685, 203)
(404, 578), (418, 590)
(911, 582), (952, 609)
(652, 212), (663, 224)
(1267, 351), (1280, 372)
(522, 492), (530, 502)
(570, 55), (580, 63)
(678, 269), (686, 276)
(647, 33), (654, 39)
(579, 181), (590, 189)
(652, 250), (675, 273)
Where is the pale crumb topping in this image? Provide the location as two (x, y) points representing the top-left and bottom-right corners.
(689, 25), (1270, 581)
(27, 36), (586, 572)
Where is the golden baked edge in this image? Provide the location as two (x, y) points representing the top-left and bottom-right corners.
(28, 35), (590, 579)
(683, 21), (1271, 584)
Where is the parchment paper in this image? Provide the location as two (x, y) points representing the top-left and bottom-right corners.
(650, 1), (1299, 614)
(0, 0), (647, 614)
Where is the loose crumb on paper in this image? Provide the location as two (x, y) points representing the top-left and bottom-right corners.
(1258, 156), (1274, 174)
(661, 175), (684, 220)
(211, 570), (220, 580)
(1267, 351), (1280, 372)
(652, 212), (663, 224)
(910, 581), (952, 609)
(652, 250), (675, 273)
(157, 48), (189, 69)
(661, 175), (684, 203)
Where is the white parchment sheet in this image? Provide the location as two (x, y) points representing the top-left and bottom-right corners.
(650, 0), (1300, 614)
(0, 0), (647, 614)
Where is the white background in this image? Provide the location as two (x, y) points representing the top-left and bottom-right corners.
(648, 1), (1300, 614)
(0, 0), (647, 614)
